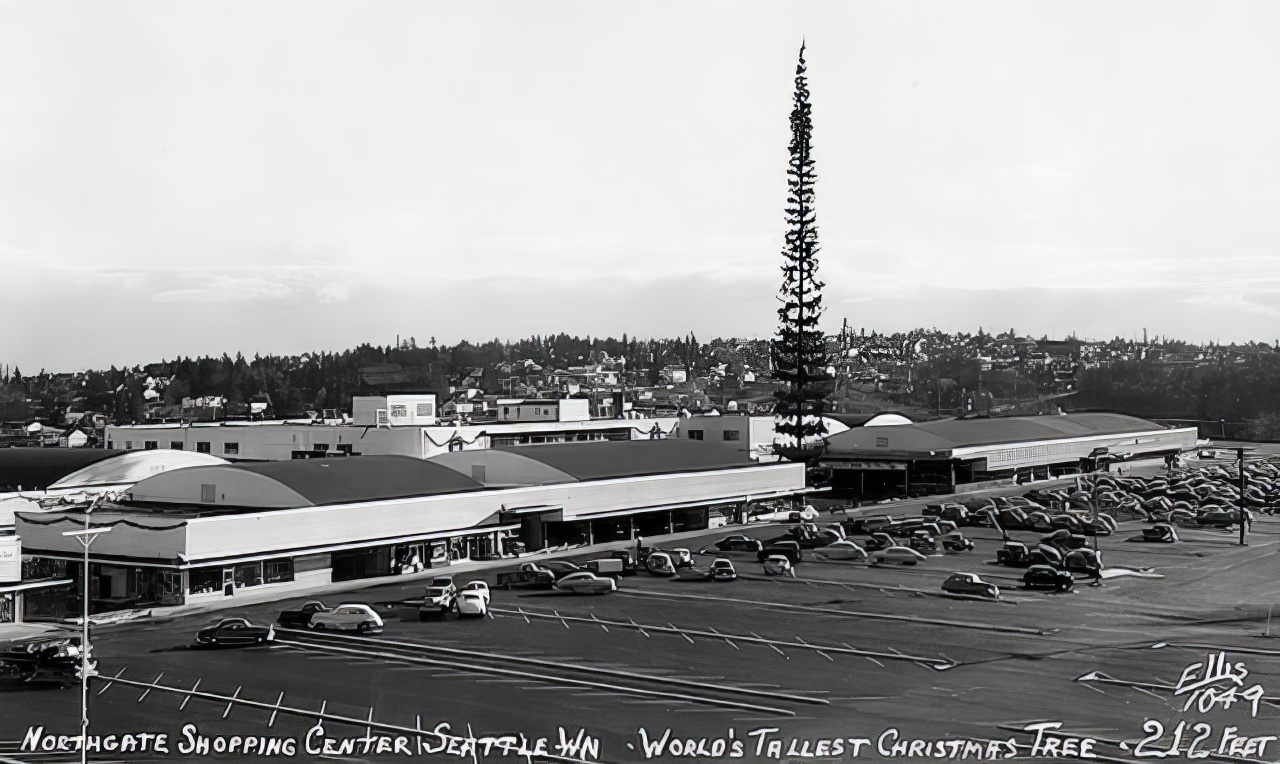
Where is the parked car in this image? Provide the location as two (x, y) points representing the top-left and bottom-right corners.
(553, 571), (617, 594)
(669, 548), (695, 568)
(0, 637), (93, 689)
(676, 566), (713, 581)
(313, 604), (385, 634)
(762, 554), (795, 576)
(195, 618), (276, 647)
(1023, 565), (1075, 591)
(995, 541), (1032, 567)
(1032, 544), (1065, 567)
(456, 590), (490, 618)
(748, 506), (819, 523)
(540, 561), (585, 580)
(608, 550), (640, 574)
(870, 546), (928, 566)
(276, 601), (331, 628)
(1024, 511), (1056, 532)
(459, 580), (490, 604)
(939, 531), (974, 552)
(422, 576), (458, 613)
(700, 535), (763, 554)
(756, 540), (802, 564)
(813, 540), (869, 561)
(841, 515), (900, 535)
(1064, 549), (1103, 579)
(710, 558), (738, 581)
(1129, 523), (1180, 543)
(584, 558), (626, 578)
(941, 573), (999, 599)
(1039, 529), (1088, 551)
(863, 532), (897, 552)
(1197, 509), (1239, 528)
(496, 569), (556, 590)
(646, 551), (677, 577)
(907, 531), (937, 554)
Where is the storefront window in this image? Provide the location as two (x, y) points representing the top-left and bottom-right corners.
(234, 561), (263, 588)
(264, 558), (293, 584)
(188, 568), (221, 595)
(0, 593), (14, 623)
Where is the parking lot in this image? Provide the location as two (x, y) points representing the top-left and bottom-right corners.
(6, 473), (1280, 763)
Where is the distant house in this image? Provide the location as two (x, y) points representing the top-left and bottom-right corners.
(59, 427), (90, 448)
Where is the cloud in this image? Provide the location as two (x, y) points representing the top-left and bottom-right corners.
(1182, 292), (1279, 316)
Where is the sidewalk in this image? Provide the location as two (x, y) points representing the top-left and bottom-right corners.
(0, 620), (76, 645)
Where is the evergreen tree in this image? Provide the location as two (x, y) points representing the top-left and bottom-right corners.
(771, 42), (831, 449)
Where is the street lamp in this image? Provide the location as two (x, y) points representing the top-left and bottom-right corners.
(62, 496), (113, 764)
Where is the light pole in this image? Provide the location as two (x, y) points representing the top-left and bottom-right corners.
(1238, 447), (1249, 547)
(62, 497), (112, 764)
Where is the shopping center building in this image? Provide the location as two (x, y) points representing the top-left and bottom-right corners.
(14, 440), (805, 614)
(819, 412), (1197, 497)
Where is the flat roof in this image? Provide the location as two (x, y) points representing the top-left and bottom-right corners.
(498, 440), (755, 481)
(823, 413), (1174, 456)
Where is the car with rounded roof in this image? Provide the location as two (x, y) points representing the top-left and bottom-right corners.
(941, 572), (999, 599)
(699, 535), (764, 554)
(456, 590), (490, 618)
(554, 571), (617, 594)
(870, 546), (928, 566)
(710, 558), (738, 581)
(311, 604), (384, 634)
(762, 555), (795, 576)
(1023, 565), (1075, 591)
(195, 618), (276, 647)
(276, 601), (331, 628)
(645, 551), (677, 577)
(813, 539), (869, 561)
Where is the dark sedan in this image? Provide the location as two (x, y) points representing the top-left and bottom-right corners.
(700, 535), (763, 554)
(194, 618), (275, 647)
(276, 600), (331, 628)
(1023, 565), (1075, 592)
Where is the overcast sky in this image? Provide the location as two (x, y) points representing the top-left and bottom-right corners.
(3, 1), (1279, 372)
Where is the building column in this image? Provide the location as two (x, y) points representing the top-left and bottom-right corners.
(666, 511), (674, 535)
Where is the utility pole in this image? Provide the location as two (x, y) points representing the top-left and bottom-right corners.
(63, 496), (112, 764)
(1238, 447), (1249, 546)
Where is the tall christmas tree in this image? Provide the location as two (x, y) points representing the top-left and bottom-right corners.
(771, 42), (831, 454)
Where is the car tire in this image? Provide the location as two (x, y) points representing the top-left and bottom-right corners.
(357, 622), (370, 635)
(314, 624), (326, 631)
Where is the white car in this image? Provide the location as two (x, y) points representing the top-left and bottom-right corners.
(748, 506), (821, 523)
(870, 546), (928, 566)
(669, 548), (694, 567)
(646, 552), (677, 577)
(422, 576), (458, 612)
(459, 580), (491, 604)
(813, 540), (868, 561)
(553, 571), (618, 594)
(309, 604), (385, 634)
(762, 554), (794, 576)
(456, 590), (490, 617)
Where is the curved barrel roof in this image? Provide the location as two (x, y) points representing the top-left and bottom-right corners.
(126, 455), (485, 509)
